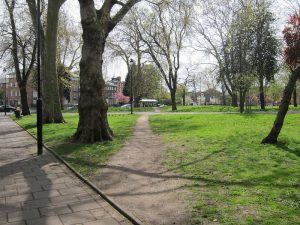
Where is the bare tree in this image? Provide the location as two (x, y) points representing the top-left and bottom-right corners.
(57, 11), (82, 71)
(180, 64), (199, 105)
(1, 0), (36, 115)
(57, 11), (82, 109)
(107, 12), (145, 104)
(193, 0), (239, 106)
(136, 1), (192, 111)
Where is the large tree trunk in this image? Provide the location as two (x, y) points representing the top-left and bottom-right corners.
(231, 93), (238, 107)
(221, 84), (226, 105)
(259, 77), (266, 110)
(43, 0), (65, 123)
(262, 66), (300, 144)
(73, 3), (113, 143)
(20, 86), (30, 115)
(5, 0), (33, 116)
(239, 89), (246, 113)
(170, 89), (177, 111)
(293, 87), (297, 107)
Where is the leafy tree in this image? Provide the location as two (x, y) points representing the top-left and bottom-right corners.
(266, 81), (284, 105)
(137, 64), (161, 99)
(154, 85), (170, 104)
(228, 3), (257, 112)
(195, 0), (278, 111)
(123, 63), (161, 103)
(176, 84), (188, 105)
(253, 1), (279, 110)
(262, 10), (300, 144)
(57, 64), (71, 109)
(116, 92), (129, 104)
(123, 71), (131, 97)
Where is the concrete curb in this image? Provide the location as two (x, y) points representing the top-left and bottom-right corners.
(13, 117), (143, 225)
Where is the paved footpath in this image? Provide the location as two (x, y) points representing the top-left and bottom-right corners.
(0, 114), (131, 225)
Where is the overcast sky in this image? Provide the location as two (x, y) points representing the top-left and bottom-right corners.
(62, 0), (298, 82)
(0, 0), (299, 83)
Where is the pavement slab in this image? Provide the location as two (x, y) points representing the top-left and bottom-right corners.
(0, 114), (131, 225)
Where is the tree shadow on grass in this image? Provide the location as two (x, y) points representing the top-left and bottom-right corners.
(20, 123), (37, 130)
(240, 112), (258, 117)
(276, 142), (300, 157)
(61, 153), (299, 190)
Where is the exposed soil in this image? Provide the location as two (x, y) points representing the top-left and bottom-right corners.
(94, 115), (192, 225)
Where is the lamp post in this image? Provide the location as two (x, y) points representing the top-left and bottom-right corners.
(3, 69), (7, 116)
(36, 0), (43, 155)
(129, 59), (135, 115)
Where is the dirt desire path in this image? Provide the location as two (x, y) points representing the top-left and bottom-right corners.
(94, 115), (192, 225)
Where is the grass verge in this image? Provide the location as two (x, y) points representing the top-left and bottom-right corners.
(63, 106), (154, 113)
(15, 114), (138, 177)
(149, 114), (300, 225)
(160, 105), (300, 113)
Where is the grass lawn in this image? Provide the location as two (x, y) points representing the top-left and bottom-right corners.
(63, 106), (154, 113)
(149, 114), (300, 225)
(15, 114), (138, 177)
(160, 105), (300, 113)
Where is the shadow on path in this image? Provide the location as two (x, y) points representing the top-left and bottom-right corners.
(0, 115), (130, 225)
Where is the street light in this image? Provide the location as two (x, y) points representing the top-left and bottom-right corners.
(36, 0), (43, 155)
(129, 59), (135, 115)
(3, 69), (7, 116)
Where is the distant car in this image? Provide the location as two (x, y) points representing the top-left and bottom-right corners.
(67, 104), (78, 110)
(121, 104), (131, 108)
(0, 105), (16, 112)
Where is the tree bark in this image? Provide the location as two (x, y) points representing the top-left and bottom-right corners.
(231, 93), (238, 107)
(293, 87), (297, 107)
(262, 65), (300, 144)
(74, 0), (139, 143)
(170, 89), (177, 111)
(221, 84), (226, 105)
(259, 77), (266, 110)
(73, 1), (113, 142)
(20, 86), (30, 115)
(239, 89), (246, 113)
(43, 0), (65, 123)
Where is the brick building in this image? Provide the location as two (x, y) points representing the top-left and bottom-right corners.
(0, 73), (126, 108)
(62, 75), (80, 106)
(104, 81), (117, 106)
(0, 73), (35, 107)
